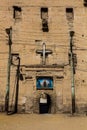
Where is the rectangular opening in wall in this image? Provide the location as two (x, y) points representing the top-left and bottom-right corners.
(13, 6), (22, 19)
(84, 0), (87, 2)
(42, 19), (49, 32)
(84, 0), (87, 6)
(36, 76), (53, 90)
(66, 8), (74, 20)
(40, 7), (49, 32)
(41, 7), (48, 19)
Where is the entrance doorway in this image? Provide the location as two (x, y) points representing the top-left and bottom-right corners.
(39, 93), (51, 114)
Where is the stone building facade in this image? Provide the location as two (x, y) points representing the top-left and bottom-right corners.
(0, 0), (87, 114)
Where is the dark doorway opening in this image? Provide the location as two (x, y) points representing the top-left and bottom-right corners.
(39, 93), (51, 114)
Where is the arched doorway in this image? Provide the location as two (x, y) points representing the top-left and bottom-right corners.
(39, 92), (51, 114)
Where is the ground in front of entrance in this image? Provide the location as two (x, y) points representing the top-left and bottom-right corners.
(0, 113), (87, 130)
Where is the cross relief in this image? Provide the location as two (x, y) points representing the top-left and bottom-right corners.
(36, 43), (52, 65)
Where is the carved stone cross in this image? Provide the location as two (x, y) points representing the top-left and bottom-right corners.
(36, 43), (52, 65)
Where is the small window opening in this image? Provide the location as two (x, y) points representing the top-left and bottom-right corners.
(41, 7), (48, 12)
(42, 19), (49, 32)
(84, 0), (87, 6)
(41, 8), (48, 19)
(13, 6), (22, 19)
(66, 8), (74, 20)
(66, 8), (73, 13)
(41, 7), (49, 32)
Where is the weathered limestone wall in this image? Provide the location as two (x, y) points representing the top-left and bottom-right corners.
(0, 0), (87, 113)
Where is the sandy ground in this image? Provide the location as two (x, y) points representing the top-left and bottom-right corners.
(0, 113), (87, 130)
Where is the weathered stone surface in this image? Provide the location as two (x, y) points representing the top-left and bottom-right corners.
(0, 0), (87, 114)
